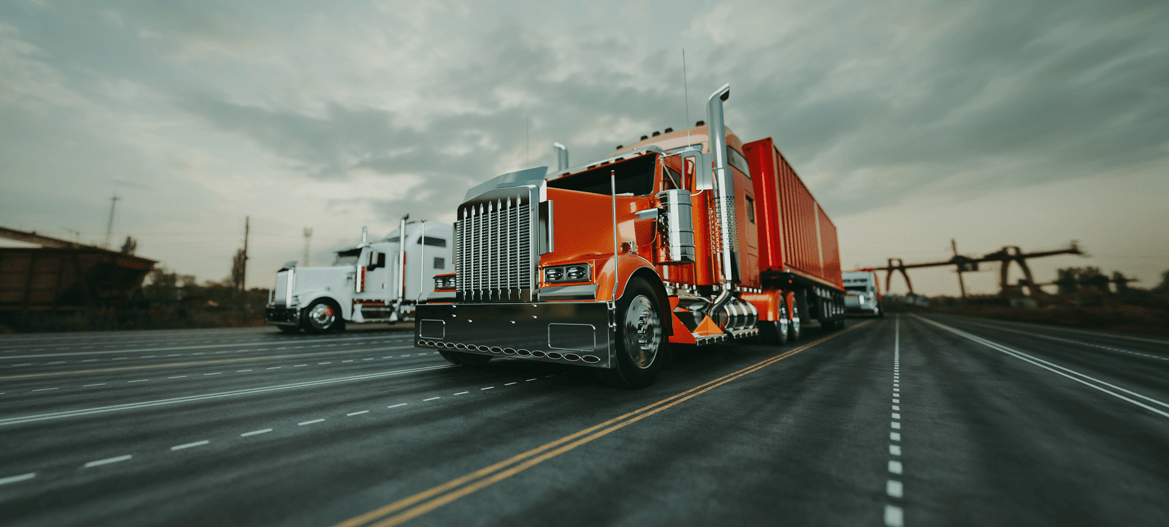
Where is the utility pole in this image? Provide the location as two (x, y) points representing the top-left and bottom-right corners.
(303, 228), (313, 266)
(103, 194), (119, 249)
(242, 216), (249, 292)
(952, 239), (967, 299)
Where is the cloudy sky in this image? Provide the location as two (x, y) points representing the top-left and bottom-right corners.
(1, 0), (1166, 296)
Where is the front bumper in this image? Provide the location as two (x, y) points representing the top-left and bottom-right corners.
(265, 306), (300, 326)
(414, 301), (615, 369)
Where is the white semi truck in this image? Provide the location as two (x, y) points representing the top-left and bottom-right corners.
(843, 270), (883, 317)
(266, 218), (454, 333)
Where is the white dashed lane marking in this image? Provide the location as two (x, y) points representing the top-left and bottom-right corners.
(885, 315), (905, 527)
(299, 419), (325, 426)
(0, 472), (36, 486)
(84, 455), (132, 468)
(347, 411), (369, 416)
(171, 440), (209, 451)
(424, 397), (441, 401)
(241, 429), (271, 437)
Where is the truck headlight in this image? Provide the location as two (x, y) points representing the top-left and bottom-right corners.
(434, 276), (455, 290)
(859, 295), (865, 304)
(544, 263), (590, 284)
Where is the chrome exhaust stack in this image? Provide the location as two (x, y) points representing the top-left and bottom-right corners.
(705, 83), (741, 330)
(553, 142), (569, 171)
(394, 214), (408, 318)
(706, 83), (739, 287)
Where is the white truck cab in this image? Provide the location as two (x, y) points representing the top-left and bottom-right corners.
(843, 271), (884, 317)
(266, 219), (454, 333)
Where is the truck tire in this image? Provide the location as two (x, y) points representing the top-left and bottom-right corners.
(760, 303), (790, 345)
(277, 325), (300, 334)
(788, 304), (801, 342)
(599, 278), (667, 389)
(439, 351), (492, 366)
(302, 299), (345, 334)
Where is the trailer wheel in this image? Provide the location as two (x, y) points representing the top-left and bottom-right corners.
(439, 351), (492, 367)
(761, 303), (790, 345)
(788, 304), (801, 342)
(303, 299), (345, 334)
(599, 279), (667, 389)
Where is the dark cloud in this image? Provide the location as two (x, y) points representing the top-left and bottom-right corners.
(2, 0), (1166, 288)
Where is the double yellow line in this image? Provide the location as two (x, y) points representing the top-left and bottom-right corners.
(336, 320), (870, 527)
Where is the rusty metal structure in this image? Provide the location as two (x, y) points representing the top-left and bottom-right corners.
(0, 226), (156, 312)
(868, 241), (1083, 298)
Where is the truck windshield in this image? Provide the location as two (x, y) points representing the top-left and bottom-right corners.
(845, 286), (869, 292)
(333, 249), (361, 266)
(547, 154), (656, 196)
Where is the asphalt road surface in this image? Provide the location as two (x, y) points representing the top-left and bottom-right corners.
(2, 315), (1167, 526)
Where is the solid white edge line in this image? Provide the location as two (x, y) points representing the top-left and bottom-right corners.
(0, 364), (454, 427)
(171, 440), (209, 450)
(918, 316), (1169, 418)
(955, 318), (1169, 361)
(1, 339), (415, 360)
(84, 455), (132, 468)
(0, 472), (36, 485)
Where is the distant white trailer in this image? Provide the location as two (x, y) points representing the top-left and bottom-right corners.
(843, 270), (883, 316)
(265, 219), (453, 333)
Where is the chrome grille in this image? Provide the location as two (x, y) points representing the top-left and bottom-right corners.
(456, 192), (533, 302)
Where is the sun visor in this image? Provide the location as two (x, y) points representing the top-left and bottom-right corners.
(463, 166), (549, 201)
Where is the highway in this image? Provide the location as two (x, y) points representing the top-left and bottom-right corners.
(1, 316), (1167, 526)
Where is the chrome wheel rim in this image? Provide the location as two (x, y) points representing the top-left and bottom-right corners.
(791, 306), (800, 334)
(778, 305), (789, 335)
(622, 296), (660, 369)
(309, 303), (335, 328)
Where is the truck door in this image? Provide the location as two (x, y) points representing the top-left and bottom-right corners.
(357, 249), (392, 303)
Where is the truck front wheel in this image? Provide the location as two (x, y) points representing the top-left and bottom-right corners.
(303, 300), (345, 333)
(599, 279), (667, 389)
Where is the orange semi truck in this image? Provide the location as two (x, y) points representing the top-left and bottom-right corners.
(414, 84), (845, 387)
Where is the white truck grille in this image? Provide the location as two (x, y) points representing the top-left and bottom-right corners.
(274, 269), (293, 306)
(456, 193), (533, 302)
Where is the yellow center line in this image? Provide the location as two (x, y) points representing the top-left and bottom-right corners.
(337, 320), (873, 527)
(0, 346), (414, 381)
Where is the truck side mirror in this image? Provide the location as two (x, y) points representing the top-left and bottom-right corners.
(679, 150), (713, 191)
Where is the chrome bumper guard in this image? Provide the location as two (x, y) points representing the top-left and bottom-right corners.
(415, 302), (615, 369)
